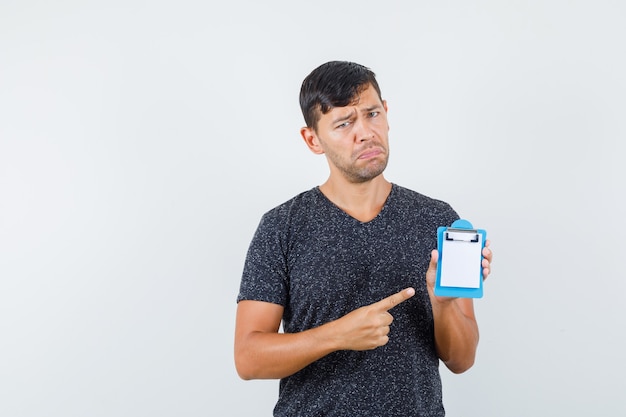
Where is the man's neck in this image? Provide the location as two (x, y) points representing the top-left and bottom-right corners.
(319, 175), (392, 222)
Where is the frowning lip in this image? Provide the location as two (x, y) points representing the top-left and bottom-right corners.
(357, 147), (384, 160)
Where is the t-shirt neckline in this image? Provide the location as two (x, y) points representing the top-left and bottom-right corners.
(313, 183), (396, 225)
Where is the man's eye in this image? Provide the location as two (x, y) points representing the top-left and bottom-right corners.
(369, 111), (379, 118)
(336, 121), (351, 129)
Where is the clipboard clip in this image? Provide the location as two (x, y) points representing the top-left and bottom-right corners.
(445, 228), (479, 243)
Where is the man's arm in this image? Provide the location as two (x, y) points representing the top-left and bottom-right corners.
(234, 288), (416, 380)
(426, 242), (493, 374)
(234, 300), (337, 380)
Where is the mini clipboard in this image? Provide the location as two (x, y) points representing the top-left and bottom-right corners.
(435, 219), (486, 298)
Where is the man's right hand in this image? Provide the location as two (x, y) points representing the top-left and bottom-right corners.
(331, 287), (415, 351)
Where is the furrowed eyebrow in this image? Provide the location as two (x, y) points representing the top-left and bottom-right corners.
(363, 104), (382, 113)
(331, 109), (356, 125)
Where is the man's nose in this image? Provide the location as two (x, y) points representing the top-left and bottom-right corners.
(354, 118), (373, 142)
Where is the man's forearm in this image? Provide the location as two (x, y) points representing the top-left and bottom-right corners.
(235, 324), (339, 380)
(431, 299), (479, 374)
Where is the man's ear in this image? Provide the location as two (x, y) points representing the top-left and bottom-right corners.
(383, 100), (390, 131)
(300, 126), (325, 155)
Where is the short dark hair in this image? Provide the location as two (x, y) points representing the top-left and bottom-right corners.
(299, 61), (382, 130)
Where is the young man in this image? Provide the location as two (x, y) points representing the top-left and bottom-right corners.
(234, 61), (493, 416)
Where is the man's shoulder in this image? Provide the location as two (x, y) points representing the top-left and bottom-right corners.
(391, 183), (454, 210)
(260, 187), (321, 222)
(389, 183), (459, 228)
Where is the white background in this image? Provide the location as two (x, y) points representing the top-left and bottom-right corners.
(1, 1), (624, 416)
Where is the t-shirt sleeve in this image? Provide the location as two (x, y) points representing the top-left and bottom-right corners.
(442, 203), (460, 226)
(236, 210), (289, 306)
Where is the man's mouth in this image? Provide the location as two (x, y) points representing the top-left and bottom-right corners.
(357, 147), (384, 160)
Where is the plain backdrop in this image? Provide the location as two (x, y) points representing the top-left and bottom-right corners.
(1, 1), (624, 416)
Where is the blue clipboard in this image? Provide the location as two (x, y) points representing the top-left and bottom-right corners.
(435, 219), (486, 298)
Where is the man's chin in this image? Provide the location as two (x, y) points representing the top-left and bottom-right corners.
(349, 163), (388, 183)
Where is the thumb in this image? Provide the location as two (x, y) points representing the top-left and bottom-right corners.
(430, 249), (439, 266)
(373, 287), (415, 311)
(426, 249), (439, 286)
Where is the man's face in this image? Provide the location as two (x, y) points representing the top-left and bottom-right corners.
(304, 84), (390, 183)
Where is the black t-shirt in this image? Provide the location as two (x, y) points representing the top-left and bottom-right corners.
(238, 184), (459, 417)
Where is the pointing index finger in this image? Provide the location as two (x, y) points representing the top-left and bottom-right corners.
(375, 287), (415, 311)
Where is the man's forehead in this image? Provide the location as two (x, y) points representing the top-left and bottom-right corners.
(331, 88), (382, 113)
(352, 85), (381, 104)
